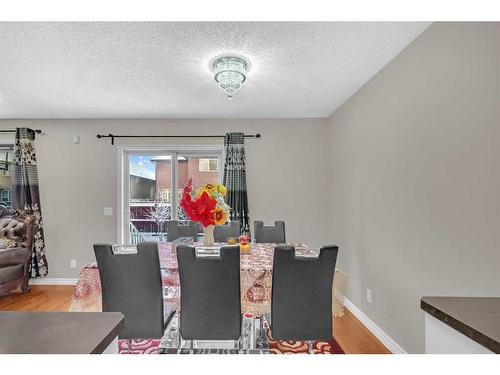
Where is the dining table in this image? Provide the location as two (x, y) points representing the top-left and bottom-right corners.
(69, 242), (346, 316)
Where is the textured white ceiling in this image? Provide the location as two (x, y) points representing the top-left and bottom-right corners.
(0, 22), (430, 119)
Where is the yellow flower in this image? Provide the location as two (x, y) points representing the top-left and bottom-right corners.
(195, 183), (223, 199)
(204, 184), (217, 193)
(217, 184), (227, 197)
(213, 208), (228, 225)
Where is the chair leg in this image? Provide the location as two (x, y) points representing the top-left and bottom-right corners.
(306, 340), (314, 354)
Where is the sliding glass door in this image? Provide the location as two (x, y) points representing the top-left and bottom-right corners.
(119, 147), (223, 244)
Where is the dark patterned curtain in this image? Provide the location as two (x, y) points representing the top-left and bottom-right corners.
(223, 132), (250, 234)
(12, 128), (48, 277)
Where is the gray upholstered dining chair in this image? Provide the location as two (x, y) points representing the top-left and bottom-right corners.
(269, 245), (339, 342)
(166, 220), (199, 242)
(93, 242), (174, 341)
(214, 221), (240, 242)
(254, 221), (286, 243)
(176, 245), (241, 341)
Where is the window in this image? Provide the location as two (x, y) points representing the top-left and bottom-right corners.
(199, 158), (219, 172)
(0, 145), (14, 208)
(121, 149), (222, 244)
(0, 190), (10, 202)
(0, 147), (12, 172)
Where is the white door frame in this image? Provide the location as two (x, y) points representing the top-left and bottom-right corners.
(117, 144), (224, 244)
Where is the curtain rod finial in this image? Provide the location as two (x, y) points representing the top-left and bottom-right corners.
(256, 133), (261, 138)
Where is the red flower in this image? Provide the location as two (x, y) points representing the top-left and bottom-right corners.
(180, 179), (217, 227)
(191, 192), (217, 227)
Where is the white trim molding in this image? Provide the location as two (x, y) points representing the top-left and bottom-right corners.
(342, 296), (407, 354)
(29, 278), (78, 286)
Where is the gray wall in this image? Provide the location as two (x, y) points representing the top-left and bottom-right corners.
(325, 22), (500, 353)
(0, 118), (330, 279)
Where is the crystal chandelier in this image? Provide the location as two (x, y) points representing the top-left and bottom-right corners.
(212, 56), (249, 99)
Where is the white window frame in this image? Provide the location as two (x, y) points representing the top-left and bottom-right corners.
(117, 145), (224, 244)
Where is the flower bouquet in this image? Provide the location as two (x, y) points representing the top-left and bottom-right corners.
(180, 178), (230, 247)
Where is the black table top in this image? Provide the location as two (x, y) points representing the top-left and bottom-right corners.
(0, 311), (124, 354)
(421, 296), (500, 353)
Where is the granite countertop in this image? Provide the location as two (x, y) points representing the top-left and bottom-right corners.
(0, 311), (124, 354)
(421, 296), (500, 353)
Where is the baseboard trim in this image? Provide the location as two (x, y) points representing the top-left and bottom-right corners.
(342, 296), (407, 354)
(29, 278), (78, 286)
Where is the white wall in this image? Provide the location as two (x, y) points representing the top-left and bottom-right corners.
(0, 118), (330, 279)
(325, 22), (500, 353)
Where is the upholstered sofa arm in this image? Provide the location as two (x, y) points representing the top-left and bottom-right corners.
(0, 247), (30, 267)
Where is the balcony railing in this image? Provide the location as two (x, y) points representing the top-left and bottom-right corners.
(129, 222), (145, 244)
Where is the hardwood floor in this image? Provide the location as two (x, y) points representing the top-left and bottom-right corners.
(0, 285), (390, 354)
(334, 310), (391, 354)
(0, 286), (74, 312)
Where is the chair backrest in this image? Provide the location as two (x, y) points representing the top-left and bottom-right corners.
(176, 245), (241, 340)
(254, 221), (286, 243)
(166, 220), (199, 242)
(213, 221), (240, 242)
(93, 242), (164, 339)
(271, 245), (339, 341)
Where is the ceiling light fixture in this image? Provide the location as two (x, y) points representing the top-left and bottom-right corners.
(212, 56), (249, 99)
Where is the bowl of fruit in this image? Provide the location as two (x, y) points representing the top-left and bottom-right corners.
(226, 237), (238, 245)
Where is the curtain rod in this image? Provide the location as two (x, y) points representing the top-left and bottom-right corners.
(0, 129), (42, 134)
(96, 133), (261, 145)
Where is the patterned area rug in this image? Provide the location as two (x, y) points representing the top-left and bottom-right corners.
(119, 339), (161, 354)
(118, 333), (344, 354)
(266, 332), (344, 354)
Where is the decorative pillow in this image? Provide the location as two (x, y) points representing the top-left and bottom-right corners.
(0, 237), (20, 249)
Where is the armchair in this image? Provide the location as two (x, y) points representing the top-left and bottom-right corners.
(0, 209), (34, 297)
